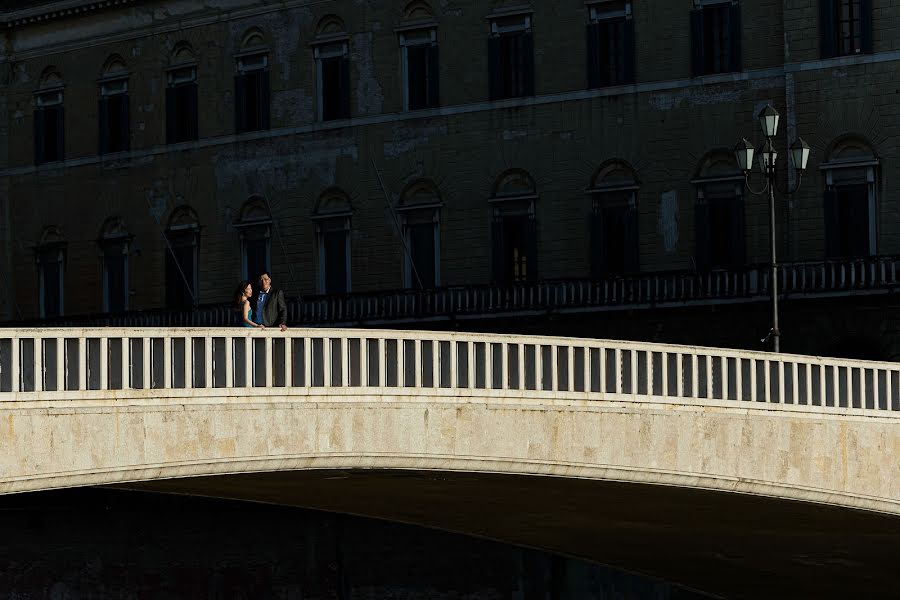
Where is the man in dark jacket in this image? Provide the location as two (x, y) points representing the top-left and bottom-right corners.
(252, 271), (288, 331)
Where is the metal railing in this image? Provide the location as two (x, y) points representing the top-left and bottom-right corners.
(6, 256), (899, 328)
(1, 328), (897, 414)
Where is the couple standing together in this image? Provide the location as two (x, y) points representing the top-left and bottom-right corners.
(234, 272), (288, 331)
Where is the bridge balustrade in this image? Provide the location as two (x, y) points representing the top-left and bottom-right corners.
(0, 329), (897, 413)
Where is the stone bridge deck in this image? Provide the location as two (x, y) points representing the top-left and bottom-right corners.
(0, 328), (898, 597)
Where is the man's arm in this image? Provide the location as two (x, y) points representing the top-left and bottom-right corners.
(275, 289), (288, 327)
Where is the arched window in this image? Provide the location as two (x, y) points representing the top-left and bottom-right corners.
(166, 42), (199, 144)
(692, 152), (745, 271)
(490, 169), (538, 283)
(236, 197), (271, 280)
(589, 161), (639, 276)
(35, 227), (66, 318)
(822, 137), (877, 258)
(235, 28), (270, 133)
(313, 190), (353, 294)
(98, 55), (130, 155)
(398, 180), (441, 289)
(313, 16), (351, 121)
(34, 68), (65, 165)
(98, 217), (131, 313)
(399, 2), (439, 111)
(164, 207), (200, 308)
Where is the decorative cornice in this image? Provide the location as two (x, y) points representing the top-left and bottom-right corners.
(2, 0), (137, 29)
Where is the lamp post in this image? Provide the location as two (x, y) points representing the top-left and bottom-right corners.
(734, 105), (810, 353)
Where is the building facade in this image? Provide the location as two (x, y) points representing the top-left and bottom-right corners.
(1, 0), (898, 357)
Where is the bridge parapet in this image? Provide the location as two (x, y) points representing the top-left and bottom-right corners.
(0, 328), (898, 414)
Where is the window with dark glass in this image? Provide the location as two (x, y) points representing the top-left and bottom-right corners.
(37, 244), (65, 318)
(98, 78), (129, 155)
(402, 29), (439, 111)
(587, 1), (635, 88)
(316, 218), (350, 294)
(690, 1), (742, 76)
(234, 53), (270, 133)
(166, 66), (198, 143)
(820, 0), (873, 58)
(695, 183), (745, 271)
(591, 191), (639, 277)
(101, 239), (129, 313)
(823, 155), (876, 259)
(164, 227), (199, 309)
(316, 42), (351, 121)
(488, 14), (535, 100)
(34, 90), (64, 165)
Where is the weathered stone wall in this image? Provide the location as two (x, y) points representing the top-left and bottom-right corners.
(0, 0), (896, 323)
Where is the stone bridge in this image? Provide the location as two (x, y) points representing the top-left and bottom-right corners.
(0, 328), (898, 597)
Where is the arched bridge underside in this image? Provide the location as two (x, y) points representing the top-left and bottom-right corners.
(1, 328), (898, 598)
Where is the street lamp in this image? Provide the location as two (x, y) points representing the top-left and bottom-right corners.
(734, 105), (810, 353)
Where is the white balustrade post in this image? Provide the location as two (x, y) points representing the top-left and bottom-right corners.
(764, 361), (772, 403)
(791, 363), (800, 406)
(517, 344), (525, 390)
(224, 336), (234, 388)
(777, 361), (785, 404)
(298, 336), (310, 387)
(431, 339), (439, 388)
(599, 348), (607, 393)
(614, 349), (622, 394)
(33, 337), (43, 393)
(858, 368), (865, 409)
(121, 338), (130, 390)
(182, 336), (194, 390)
(501, 343), (509, 390)
(397, 338), (405, 387)
(9, 337), (20, 392)
(550, 345), (559, 392)
(805, 362), (813, 406)
(661, 352), (668, 397)
(162, 336), (171, 389)
(632, 350), (639, 396)
(734, 357), (742, 401)
(675, 353), (683, 397)
(376, 338), (385, 387)
(535, 345), (543, 391)
(79, 337), (88, 391)
(242, 335), (252, 388)
(750, 359), (758, 402)
(99, 337), (109, 391)
(283, 335), (293, 387)
(340, 337), (349, 387)
(414, 339), (422, 388)
(56, 337), (65, 391)
(704, 355), (712, 399)
(450, 340), (458, 389)
(323, 337), (332, 387)
(205, 336), (213, 389)
(721, 357), (728, 401)
(264, 336), (273, 388)
(142, 337), (151, 390)
(467, 341), (475, 388)
(691, 354), (699, 399)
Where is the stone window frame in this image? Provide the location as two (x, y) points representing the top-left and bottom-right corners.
(487, 7), (535, 100)
(234, 29), (271, 133)
(164, 206), (201, 308)
(97, 217), (132, 313)
(690, 0), (742, 77)
(35, 227), (66, 319)
(489, 169), (539, 283)
(313, 190), (354, 295)
(34, 68), (65, 165)
(585, 0), (635, 88)
(97, 56), (130, 155)
(587, 161), (640, 277)
(397, 180), (443, 289)
(397, 25), (439, 112)
(166, 42), (199, 144)
(691, 153), (746, 272)
(820, 144), (879, 258)
(235, 197), (272, 281)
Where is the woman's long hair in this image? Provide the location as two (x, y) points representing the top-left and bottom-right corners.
(233, 280), (252, 309)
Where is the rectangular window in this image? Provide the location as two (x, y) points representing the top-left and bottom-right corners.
(164, 232), (198, 309)
(235, 54), (270, 133)
(401, 211), (440, 289)
(316, 42), (351, 121)
(102, 241), (129, 313)
(401, 29), (440, 111)
(488, 14), (535, 100)
(590, 192), (639, 276)
(38, 246), (64, 318)
(166, 66), (199, 143)
(492, 209), (537, 284)
(824, 165), (877, 259)
(820, 0), (873, 58)
(317, 218), (351, 294)
(34, 90), (64, 165)
(98, 79), (129, 155)
(587, 1), (635, 87)
(690, 2), (741, 76)
(241, 226), (270, 281)
(695, 184), (745, 271)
